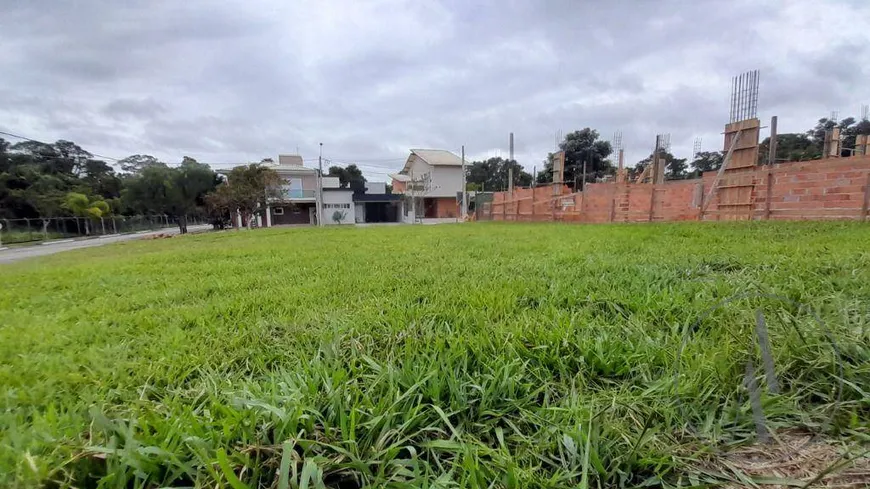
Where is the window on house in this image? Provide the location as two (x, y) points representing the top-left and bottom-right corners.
(273, 207), (284, 215)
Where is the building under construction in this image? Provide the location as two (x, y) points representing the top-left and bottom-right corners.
(480, 71), (870, 223)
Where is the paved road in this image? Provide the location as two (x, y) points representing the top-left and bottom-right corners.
(0, 225), (212, 264)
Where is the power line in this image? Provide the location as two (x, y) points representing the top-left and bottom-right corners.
(0, 129), (122, 162)
(1, 129), (408, 172)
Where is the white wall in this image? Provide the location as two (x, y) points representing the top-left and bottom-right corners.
(366, 181), (386, 194)
(322, 190), (355, 224)
(406, 155), (463, 198)
(401, 196), (416, 223)
(354, 203), (365, 223)
(430, 166), (463, 198)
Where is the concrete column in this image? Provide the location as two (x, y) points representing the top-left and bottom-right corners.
(235, 209), (242, 228)
(265, 206), (272, 227)
(256, 214), (262, 228)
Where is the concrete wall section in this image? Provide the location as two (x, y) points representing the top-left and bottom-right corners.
(366, 182), (386, 194)
(322, 190), (355, 224)
(430, 166), (464, 198)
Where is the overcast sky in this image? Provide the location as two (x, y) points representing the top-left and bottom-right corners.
(2, 0), (869, 181)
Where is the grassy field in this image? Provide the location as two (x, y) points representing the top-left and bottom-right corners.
(1, 222), (868, 488)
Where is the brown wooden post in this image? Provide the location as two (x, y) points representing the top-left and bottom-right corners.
(862, 173), (870, 222)
(515, 192), (520, 221)
(765, 170), (773, 220)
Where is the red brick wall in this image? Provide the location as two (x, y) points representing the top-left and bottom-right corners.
(486, 155), (870, 223)
(749, 158), (870, 220)
(435, 197), (458, 218)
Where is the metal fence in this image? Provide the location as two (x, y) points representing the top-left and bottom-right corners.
(0, 215), (205, 245)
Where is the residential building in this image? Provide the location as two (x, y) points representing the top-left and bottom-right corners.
(227, 154), (409, 227)
(267, 154), (320, 225)
(322, 180), (355, 224)
(264, 155), (405, 226)
(390, 149), (463, 220)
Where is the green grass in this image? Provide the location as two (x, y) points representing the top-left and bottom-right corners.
(1, 222), (868, 488)
(0, 230), (67, 244)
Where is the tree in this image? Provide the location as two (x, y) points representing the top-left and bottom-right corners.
(327, 164), (367, 190)
(204, 183), (234, 230)
(210, 164), (282, 229)
(628, 150), (688, 181)
(758, 134), (817, 165)
(536, 128), (614, 187)
(665, 154), (689, 180)
(119, 154), (161, 174)
(81, 159), (122, 199)
(53, 140), (92, 175)
(690, 151), (724, 175)
(11, 140), (86, 176)
(121, 159), (218, 233)
(169, 158), (219, 233)
(0, 137), (10, 173)
(121, 163), (175, 215)
(63, 192), (109, 235)
(466, 157), (532, 191)
(24, 175), (66, 237)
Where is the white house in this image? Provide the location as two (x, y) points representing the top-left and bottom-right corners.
(390, 149), (464, 220)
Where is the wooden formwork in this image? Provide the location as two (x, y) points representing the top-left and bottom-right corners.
(709, 118), (761, 220)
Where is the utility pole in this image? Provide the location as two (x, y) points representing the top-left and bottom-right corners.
(317, 143), (324, 227)
(461, 145), (467, 220)
(582, 148), (589, 190)
(508, 132), (514, 195)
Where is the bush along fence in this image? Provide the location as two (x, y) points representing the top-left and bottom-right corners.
(479, 155), (870, 223)
(0, 215), (207, 245)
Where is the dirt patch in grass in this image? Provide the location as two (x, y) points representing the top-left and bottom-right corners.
(703, 430), (870, 488)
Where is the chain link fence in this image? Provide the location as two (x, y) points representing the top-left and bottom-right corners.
(0, 215), (205, 245)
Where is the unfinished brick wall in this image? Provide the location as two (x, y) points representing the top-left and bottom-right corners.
(485, 155), (870, 223)
(750, 157), (870, 220)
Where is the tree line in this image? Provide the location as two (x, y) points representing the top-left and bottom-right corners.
(0, 138), (289, 233)
(464, 114), (870, 191)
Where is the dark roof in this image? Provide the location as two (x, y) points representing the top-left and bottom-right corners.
(352, 193), (402, 202)
(322, 187), (353, 191)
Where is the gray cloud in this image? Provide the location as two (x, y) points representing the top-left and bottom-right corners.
(1, 0), (869, 180)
